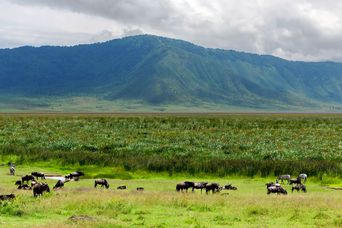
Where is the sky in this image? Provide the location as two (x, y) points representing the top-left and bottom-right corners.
(1, 0), (342, 62)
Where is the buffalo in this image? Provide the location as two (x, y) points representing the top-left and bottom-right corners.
(94, 179), (109, 189)
(33, 183), (50, 197)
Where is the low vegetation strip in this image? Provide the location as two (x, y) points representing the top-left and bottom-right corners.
(0, 114), (341, 177)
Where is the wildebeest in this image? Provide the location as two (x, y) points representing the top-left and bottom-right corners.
(292, 184), (307, 193)
(298, 173), (307, 183)
(136, 187), (144, 191)
(192, 182), (208, 193)
(31, 172), (45, 180)
(289, 177), (302, 185)
(267, 185), (287, 195)
(15, 180), (32, 190)
(0, 194), (15, 201)
(176, 181), (195, 192)
(53, 180), (65, 190)
(22, 175), (35, 183)
(33, 183), (50, 197)
(94, 179), (109, 189)
(205, 183), (221, 194)
(117, 185), (127, 190)
(9, 166), (15, 176)
(224, 184), (238, 190)
(277, 175), (291, 184)
(65, 171), (85, 181)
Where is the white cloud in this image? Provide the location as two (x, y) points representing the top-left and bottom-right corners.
(1, 0), (342, 61)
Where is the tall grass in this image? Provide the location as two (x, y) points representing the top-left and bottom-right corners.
(0, 114), (341, 177)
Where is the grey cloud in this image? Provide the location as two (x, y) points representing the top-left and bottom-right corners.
(7, 0), (342, 61)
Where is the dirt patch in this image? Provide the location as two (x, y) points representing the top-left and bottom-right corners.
(69, 215), (95, 222)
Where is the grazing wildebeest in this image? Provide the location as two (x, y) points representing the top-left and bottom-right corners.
(298, 174), (307, 183)
(289, 177), (302, 185)
(277, 175), (291, 184)
(65, 171), (85, 181)
(192, 182), (208, 193)
(53, 180), (65, 190)
(136, 187), (144, 191)
(117, 185), (127, 190)
(176, 181), (195, 192)
(22, 175), (35, 183)
(224, 184), (238, 190)
(94, 179), (109, 189)
(31, 172), (45, 180)
(33, 183), (50, 197)
(15, 180), (32, 190)
(0, 194), (15, 201)
(292, 184), (307, 193)
(9, 166), (15, 176)
(267, 185), (287, 195)
(205, 183), (221, 194)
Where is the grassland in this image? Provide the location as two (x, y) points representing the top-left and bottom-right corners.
(0, 113), (341, 177)
(0, 113), (341, 227)
(0, 165), (341, 227)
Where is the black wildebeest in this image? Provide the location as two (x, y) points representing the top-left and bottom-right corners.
(192, 182), (208, 193)
(205, 183), (221, 194)
(94, 179), (109, 189)
(176, 181), (195, 192)
(22, 175), (35, 183)
(33, 183), (50, 197)
(277, 175), (291, 184)
(289, 177), (302, 185)
(298, 173), (307, 183)
(117, 185), (127, 190)
(137, 187), (144, 191)
(31, 172), (45, 180)
(267, 184), (287, 195)
(224, 184), (238, 190)
(292, 184), (307, 193)
(0, 194), (15, 201)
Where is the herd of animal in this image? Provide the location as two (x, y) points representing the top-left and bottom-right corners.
(265, 173), (308, 195)
(176, 181), (237, 193)
(0, 166), (308, 201)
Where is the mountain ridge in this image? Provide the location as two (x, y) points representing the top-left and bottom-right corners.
(1, 34), (342, 111)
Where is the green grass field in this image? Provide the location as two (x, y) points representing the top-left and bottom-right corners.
(0, 165), (341, 227)
(0, 113), (341, 227)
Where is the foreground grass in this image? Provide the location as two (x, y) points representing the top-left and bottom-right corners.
(0, 166), (341, 227)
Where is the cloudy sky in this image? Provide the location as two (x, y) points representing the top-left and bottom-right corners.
(1, 0), (342, 62)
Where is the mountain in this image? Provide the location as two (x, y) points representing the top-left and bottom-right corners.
(1, 34), (342, 111)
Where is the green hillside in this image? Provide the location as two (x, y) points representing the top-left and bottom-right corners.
(1, 35), (342, 111)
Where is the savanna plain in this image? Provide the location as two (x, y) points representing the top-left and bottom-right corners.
(0, 113), (341, 227)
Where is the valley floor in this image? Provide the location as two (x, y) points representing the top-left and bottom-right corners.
(0, 166), (341, 227)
